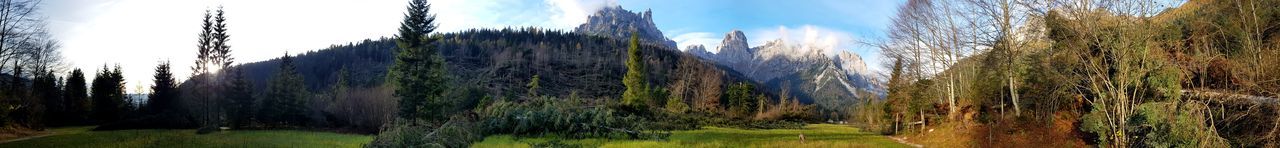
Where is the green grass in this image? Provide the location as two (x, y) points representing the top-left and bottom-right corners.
(471, 124), (911, 148)
(0, 127), (373, 148)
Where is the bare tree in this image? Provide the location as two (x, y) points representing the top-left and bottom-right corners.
(1048, 0), (1171, 146)
(0, 0), (47, 74)
(884, 0), (981, 119)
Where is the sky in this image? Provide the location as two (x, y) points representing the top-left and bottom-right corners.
(46, 0), (903, 93)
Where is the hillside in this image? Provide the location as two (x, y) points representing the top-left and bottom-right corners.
(230, 28), (759, 101)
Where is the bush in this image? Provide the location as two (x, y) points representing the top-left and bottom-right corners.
(366, 119), (435, 148)
(366, 115), (483, 148)
(477, 96), (666, 139)
(1084, 101), (1230, 147)
(1131, 102), (1229, 147)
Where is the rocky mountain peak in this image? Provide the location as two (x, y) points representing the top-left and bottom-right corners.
(835, 51), (870, 77)
(686, 44), (713, 58)
(715, 30), (752, 62)
(574, 6), (677, 48)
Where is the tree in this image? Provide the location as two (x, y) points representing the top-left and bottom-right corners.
(146, 61), (178, 114)
(64, 69), (89, 124)
(189, 6), (233, 132)
(621, 33), (649, 109)
(0, 0), (49, 72)
(1043, 1), (1175, 146)
(724, 82), (756, 117)
(34, 70), (60, 125)
(263, 53), (308, 126)
(90, 65), (126, 123)
(526, 74), (539, 97)
(694, 63), (723, 113)
(225, 67), (253, 128)
(390, 0), (449, 121)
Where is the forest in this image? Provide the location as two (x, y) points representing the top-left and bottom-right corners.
(866, 0), (1280, 147)
(0, 0), (1277, 147)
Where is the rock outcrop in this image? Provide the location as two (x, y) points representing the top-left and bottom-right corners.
(574, 6), (677, 49)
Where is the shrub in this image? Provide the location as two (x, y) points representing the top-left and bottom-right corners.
(366, 115), (483, 148)
(1084, 101), (1230, 147)
(1131, 102), (1229, 147)
(477, 96), (666, 139)
(366, 119), (435, 148)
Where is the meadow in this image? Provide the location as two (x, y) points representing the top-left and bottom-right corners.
(471, 124), (911, 148)
(0, 127), (373, 148)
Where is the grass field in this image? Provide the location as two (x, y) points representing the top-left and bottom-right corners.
(0, 126), (373, 148)
(471, 124), (911, 148)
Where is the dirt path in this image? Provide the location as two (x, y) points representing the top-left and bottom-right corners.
(0, 132), (55, 144)
(889, 136), (924, 148)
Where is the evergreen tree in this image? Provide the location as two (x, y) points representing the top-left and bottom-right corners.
(390, 0), (449, 121)
(725, 82), (755, 117)
(225, 67), (254, 128)
(64, 69), (89, 124)
(263, 53), (308, 126)
(621, 33), (649, 109)
(146, 61), (178, 114)
(34, 71), (62, 125)
(91, 65), (126, 123)
(526, 74), (539, 97)
(190, 7), (233, 132)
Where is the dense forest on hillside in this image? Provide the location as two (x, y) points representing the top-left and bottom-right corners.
(234, 28), (765, 102)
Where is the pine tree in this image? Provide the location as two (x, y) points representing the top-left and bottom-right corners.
(190, 6), (233, 132)
(390, 0), (449, 121)
(755, 94), (767, 116)
(264, 53), (308, 126)
(64, 69), (89, 124)
(621, 33), (649, 109)
(34, 71), (62, 125)
(147, 61), (178, 114)
(91, 65), (126, 123)
(225, 67), (254, 128)
(526, 74), (539, 97)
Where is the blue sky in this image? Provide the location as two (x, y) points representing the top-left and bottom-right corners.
(46, 0), (903, 93)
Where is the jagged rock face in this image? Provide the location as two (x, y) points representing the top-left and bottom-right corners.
(574, 6), (677, 49)
(834, 51), (870, 79)
(686, 45), (714, 59)
(747, 39), (827, 82)
(688, 30), (881, 104)
(716, 29), (752, 70)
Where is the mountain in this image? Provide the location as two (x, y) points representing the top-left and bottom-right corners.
(712, 30), (754, 71)
(690, 31), (880, 112)
(686, 45), (713, 59)
(574, 6), (678, 49)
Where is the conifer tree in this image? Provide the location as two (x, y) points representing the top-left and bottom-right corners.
(390, 0), (448, 121)
(190, 6), (233, 132)
(64, 69), (89, 124)
(90, 65), (126, 123)
(34, 71), (62, 125)
(526, 74), (539, 97)
(147, 61), (178, 114)
(621, 33), (649, 109)
(263, 53), (308, 126)
(225, 67), (254, 128)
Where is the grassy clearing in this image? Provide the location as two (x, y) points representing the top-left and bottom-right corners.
(472, 124), (911, 148)
(0, 126), (373, 148)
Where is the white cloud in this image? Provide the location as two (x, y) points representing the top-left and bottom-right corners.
(748, 25), (858, 57)
(544, 0), (618, 29)
(670, 32), (720, 52)
(747, 25), (887, 74)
